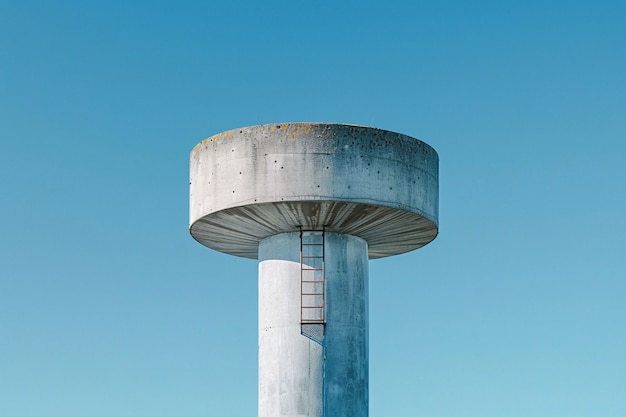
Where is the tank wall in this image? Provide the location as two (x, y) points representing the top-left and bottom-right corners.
(190, 123), (438, 227)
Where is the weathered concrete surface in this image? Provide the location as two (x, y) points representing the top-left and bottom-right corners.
(190, 123), (439, 417)
(190, 123), (439, 259)
(323, 233), (368, 417)
(258, 232), (323, 417)
(259, 232), (368, 417)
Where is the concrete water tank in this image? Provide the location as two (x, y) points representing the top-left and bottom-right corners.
(190, 123), (439, 417)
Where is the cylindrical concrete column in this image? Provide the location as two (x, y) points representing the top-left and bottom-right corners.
(259, 232), (324, 416)
(259, 232), (369, 417)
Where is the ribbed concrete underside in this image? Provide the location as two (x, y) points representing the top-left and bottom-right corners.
(190, 123), (439, 259)
(190, 200), (437, 259)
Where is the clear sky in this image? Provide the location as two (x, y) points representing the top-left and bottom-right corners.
(1, 1), (625, 416)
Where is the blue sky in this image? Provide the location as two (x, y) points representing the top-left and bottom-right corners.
(1, 1), (625, 416)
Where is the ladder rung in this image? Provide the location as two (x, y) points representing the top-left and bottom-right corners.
(302, 293), (323, 296)
(302, 280), (323, 283)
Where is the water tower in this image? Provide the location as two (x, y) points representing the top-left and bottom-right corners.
(189, 123), (438, 417)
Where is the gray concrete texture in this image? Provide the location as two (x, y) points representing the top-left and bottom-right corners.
(189, 123), (439, 417)
(259, 232), (368, 416)
(189, 123), (439, 259)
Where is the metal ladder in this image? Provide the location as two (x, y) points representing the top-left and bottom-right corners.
(300, 228), (325, 344)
